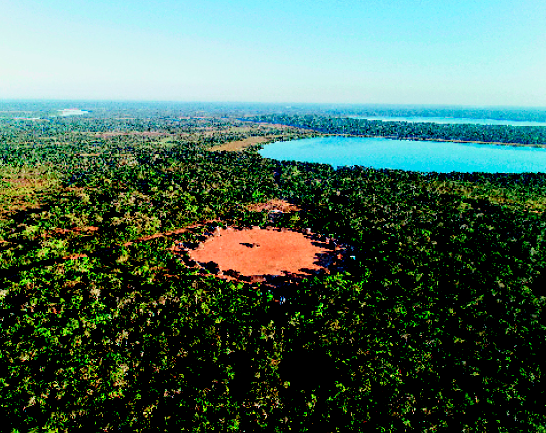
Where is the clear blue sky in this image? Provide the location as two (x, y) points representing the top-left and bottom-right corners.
(1, 0), (545, 106)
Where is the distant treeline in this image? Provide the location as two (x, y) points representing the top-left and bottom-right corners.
(252, 114), (546, 145)
(320, 106), (546, 123)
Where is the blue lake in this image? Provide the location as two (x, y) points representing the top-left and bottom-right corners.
(259, 137), (546, 173)
(349, 116), (546, 127)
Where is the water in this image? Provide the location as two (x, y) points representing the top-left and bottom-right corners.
(259, 137), (546, 173)
(349, 116), (546, 127)
(59, 109), (89, 116)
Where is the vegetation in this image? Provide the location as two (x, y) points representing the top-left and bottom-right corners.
(1, 102), (546, 432)
(253, 114), (546, 145)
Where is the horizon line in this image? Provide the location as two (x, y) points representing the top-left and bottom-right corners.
(1, 98), (546, 110)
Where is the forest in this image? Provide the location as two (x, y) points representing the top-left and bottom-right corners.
(253, 114), (546, 145)
(1, 102), (546, 432)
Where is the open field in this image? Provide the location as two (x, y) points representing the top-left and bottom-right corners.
(187, 226), (344, 277)
(208, 135), (273, 151)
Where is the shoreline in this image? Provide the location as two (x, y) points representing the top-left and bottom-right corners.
(348, 134), (546, 148)
(244, 120), (546, 149)
(260, 130), (546, 149)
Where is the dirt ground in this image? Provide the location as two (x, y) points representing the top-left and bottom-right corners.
(245, 199), (301, 213)
(208, 136), (272, 152)
(188, 227), (341, 277)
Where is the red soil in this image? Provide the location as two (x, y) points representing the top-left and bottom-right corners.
(189, 227), (338, 277)
(245, 199), (301, 213)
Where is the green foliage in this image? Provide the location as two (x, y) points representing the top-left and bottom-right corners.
(255, 114), (546, 145)
(1, 104), (545, 431)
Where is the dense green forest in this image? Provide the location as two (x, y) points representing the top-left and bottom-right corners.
(1, 103), (546, 432)
(253, 114), (546, 145)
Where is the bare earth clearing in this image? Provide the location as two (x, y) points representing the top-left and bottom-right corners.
(245, 198), (301, 213)
(209, 136), (272, 151)
(188, 227), (344, 279)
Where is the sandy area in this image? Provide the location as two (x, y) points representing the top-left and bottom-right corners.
(208, 136), (272, 152)
(189, 227), (340, 277)
(245, 199), (301, 213)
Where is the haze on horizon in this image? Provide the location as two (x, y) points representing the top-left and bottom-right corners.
(1, 0), (545, 107)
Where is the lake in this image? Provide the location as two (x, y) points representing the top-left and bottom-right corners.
(59, 109), (89, 116)
(349, 116), (546, 127)
(259, 137), (546, 173)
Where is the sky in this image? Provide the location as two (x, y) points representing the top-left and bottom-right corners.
(1, 0), (545, 106)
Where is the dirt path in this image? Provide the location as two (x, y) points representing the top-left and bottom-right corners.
(61, 220), (220, 261)
(9, 199), (334, 285)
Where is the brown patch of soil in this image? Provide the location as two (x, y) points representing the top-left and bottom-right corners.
(1, 178), (47, 188)
(63, 253), (88, 260)
(125, 220), (220, 247)
(209, 136), (271, 152)
(43, 226), (99, 238)
(188, 227), (342, 278)
(75, 226), (99, 233)
(246, 199), (301, 213)
(0, 177), (58, 218)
